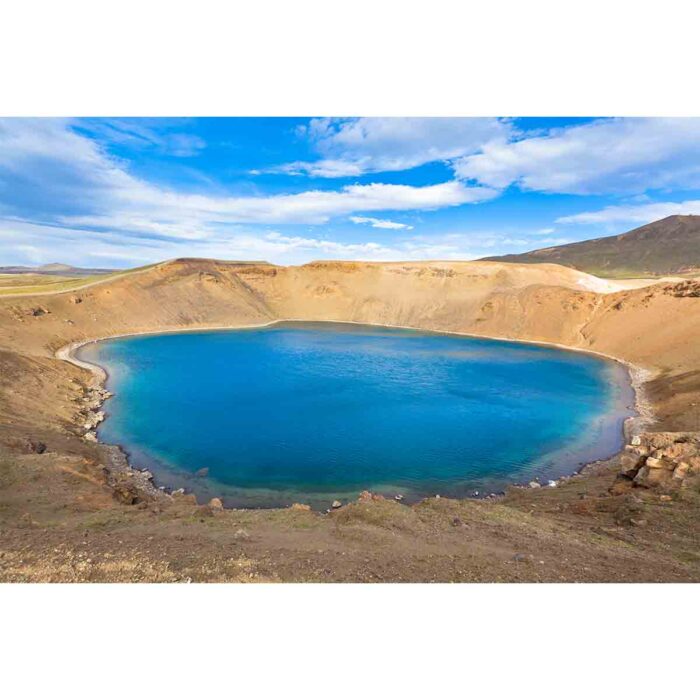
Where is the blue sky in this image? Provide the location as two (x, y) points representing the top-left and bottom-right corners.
(2, 117), (700, 267)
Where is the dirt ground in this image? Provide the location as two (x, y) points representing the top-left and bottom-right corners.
(1, 259), (699, 582)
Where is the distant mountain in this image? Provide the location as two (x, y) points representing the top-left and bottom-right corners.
(0, 262), (115, 277)
(482, 215), (700, 278)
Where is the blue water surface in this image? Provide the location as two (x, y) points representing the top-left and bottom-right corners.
(80, 322), (633, 508)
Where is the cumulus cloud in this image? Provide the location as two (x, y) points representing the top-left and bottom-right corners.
(0, 118), (499, 266)
(0, 118), (496, 232)
(271, 117), (511, 177)
(349, 216), (414, 230)
(454, 117), (700, 194)
(556, 199), (700, 225)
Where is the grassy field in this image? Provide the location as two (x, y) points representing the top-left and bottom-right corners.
(0, 264), (158, 296)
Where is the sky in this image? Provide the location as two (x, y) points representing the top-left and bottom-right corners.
(2, 116), (700, 268)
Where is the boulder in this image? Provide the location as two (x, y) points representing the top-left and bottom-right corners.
(528, 481), (541, 489)
(112, 480), (139, 505)
(673, 462), (690, 480)
(331, 500), (342, 509)
(208, 497), (224, 511)
(290, 502), (311, 511)
(619, 451), (646, 477)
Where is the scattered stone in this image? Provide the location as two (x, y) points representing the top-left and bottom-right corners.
(451, 517), (463, 527)
(512, 553), (527, 563)
(331, 500), (342, 509)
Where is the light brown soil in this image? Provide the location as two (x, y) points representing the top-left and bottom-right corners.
(1, 258), (699, 582)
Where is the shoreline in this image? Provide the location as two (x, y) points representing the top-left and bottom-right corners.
(55, 319), (655, 509)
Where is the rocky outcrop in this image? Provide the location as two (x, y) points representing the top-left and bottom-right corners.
(612, 432), (700, 492)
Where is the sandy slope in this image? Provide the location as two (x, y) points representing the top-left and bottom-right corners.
(1, 258), (699, 582)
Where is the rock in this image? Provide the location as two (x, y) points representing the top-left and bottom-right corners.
(547, 480), (557, 487)
(659, 494), (673, 502)
(112, 480), (139, 505)
(451, 517), (463, 527)
(619, 451), (646, 477)
(290, 502), (311, 511)
(609, 476), (633, 495)
(528, 481), (541, 489)
(358, 490), (373, 502)
(194, 467), (209, 478)
(631, 435), (642, 446)
(331, 500), (342, 509)
(394, 494), (404, 501)
(30, 306), (49, 316)
(673, 462), (690, 480)
(644, 468), (670, 486)
(84, 431), (98, 443)
(208, 497), (224, 511)
(20, 512), (39, 528)
(233, 528), (250, 540)
(172, 488), (185, 495)
(512, 553), (527, 563)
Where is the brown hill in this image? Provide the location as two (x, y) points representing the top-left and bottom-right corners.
(483, 214), (700, 277)
(1, 258), (700, 582)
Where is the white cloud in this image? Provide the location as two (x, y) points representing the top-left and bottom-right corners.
(349, 216), (413, 230)
(0, 118), (496, 234)
(272, 117), (510, 177)
(0, 218), (482, 267)
(454, 117), (700, 194)
(556, 199), (700, 225)
(536, 227), (555, 234)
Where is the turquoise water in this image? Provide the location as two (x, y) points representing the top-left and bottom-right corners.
(80, 322), (634, 509)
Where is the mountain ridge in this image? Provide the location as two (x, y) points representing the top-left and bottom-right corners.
(482, 215), (700, 277)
